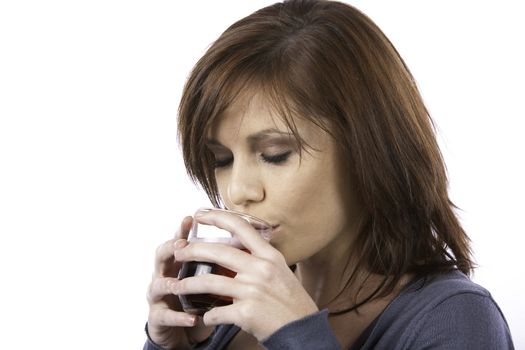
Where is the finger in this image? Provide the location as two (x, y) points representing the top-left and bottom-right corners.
(195, 210), (271, 256)
(175, 241), (253, 274)
(175, 273), (245, 300)
(147, 277), (180, 303)
(154, 238), (188, 277)
(152, 216), (192, 277)
(149, 308), (197, 328)
(203, 302), (287, 341)
(202, 303), (239, 327)
(177, 216), (193, 240)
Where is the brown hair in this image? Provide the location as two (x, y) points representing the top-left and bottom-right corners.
(178, 0), (474, 311)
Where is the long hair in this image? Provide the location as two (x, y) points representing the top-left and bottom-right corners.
(178, 0), (474, 311)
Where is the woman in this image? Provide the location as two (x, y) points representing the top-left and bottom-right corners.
(145, 0), (514, 349)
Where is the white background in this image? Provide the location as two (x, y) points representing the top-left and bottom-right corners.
(0, 1), (523, 348)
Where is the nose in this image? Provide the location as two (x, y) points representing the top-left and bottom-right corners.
(226, 159), (265, 208)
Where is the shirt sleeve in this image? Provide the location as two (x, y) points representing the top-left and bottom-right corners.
(143, 339), (166, 350)
(143, 322), (218, 350)
(409, 292), (514, 349)
(261, 309), (341, 350)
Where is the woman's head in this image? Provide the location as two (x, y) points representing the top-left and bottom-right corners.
(205, 87), (362, 267)
(178, 0), (473, 304)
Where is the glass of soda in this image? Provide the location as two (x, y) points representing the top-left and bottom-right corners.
(178, 208), (272, 315)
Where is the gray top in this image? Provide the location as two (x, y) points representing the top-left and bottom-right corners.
(144, 270), (514, 349)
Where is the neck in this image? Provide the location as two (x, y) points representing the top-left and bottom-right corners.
(294, 227), (365, 311)
(294, 228), (408, 313)
(295, 249), (415, 314)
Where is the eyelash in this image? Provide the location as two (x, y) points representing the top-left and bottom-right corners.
(214, 158), (233, 168)
(213, 151), (292, 169)
(262, 151), (292, 164)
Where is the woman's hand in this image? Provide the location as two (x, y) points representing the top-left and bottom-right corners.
(171, 210), (319, 341)
(146, 216), (214, 349)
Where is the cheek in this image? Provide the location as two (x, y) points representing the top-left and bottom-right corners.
(215, 171), (231, 206)
(275, 158), (353, 255)
(276, 159), (345, 215)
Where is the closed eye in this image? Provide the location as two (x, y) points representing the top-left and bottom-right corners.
(213, 151), (292, 169)
(213, 157), (233, 168)
(261, 151), (292, 164)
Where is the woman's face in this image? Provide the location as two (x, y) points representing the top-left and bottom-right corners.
(206, 90), (362, 265)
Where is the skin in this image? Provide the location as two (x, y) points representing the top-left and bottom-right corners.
(147, 90), (399, 348)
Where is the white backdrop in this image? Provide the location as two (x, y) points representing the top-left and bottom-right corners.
(0, 1), (523, 348)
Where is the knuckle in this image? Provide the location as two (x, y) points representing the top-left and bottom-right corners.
(267, 249), (285, 264)
(245, 284), (262, 299)
(175, 277), (188, 292)
(177, 243), (193, 259)
(155, 243), (164, 256)
(238, 303), (255, 324)
(150, 277), (177, 301)
(165, 278), (176, 293)
(146, 280), (159, 302)
(146, 284), (155, 303)
(155, 241), (169, 259)
(157, 312), (169, 326)
(158, 277), (169, 293)
(205, 308), (219, 324)
(149, 309), (164, 326)
(154, 242), (173, 266)
(256, 260), (275, 280)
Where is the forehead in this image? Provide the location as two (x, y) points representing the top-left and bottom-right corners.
(208, 89), (321, 145)
(208, 90), (281, 139)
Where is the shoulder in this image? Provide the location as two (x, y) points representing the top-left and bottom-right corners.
(381, 270), (494, 324)
(402, 269), (491, 311)
(363, 270), (514, 349)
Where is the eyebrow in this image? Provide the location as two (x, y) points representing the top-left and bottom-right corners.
(205, 128), (295, 147)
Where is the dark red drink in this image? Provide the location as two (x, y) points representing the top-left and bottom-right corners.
(177, 208), (272, 315)
(178, 259), (238, 315)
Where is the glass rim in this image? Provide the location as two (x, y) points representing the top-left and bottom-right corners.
(193, 207), (273, 239)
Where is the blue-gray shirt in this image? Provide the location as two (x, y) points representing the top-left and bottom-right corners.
(144, 270), (514, 349)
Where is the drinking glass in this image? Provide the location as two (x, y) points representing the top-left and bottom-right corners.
(178, 208), (272, 315)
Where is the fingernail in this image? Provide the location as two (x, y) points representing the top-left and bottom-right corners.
(174, 239), (186, 249)
(195, 208), (211, 218)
